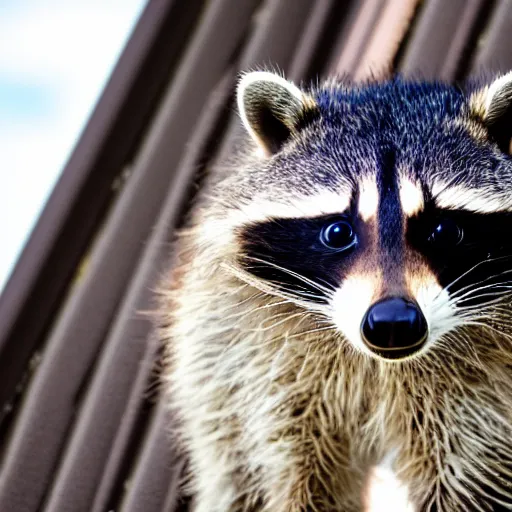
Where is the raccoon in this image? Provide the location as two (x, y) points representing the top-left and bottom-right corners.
(159, 70), (512, 511)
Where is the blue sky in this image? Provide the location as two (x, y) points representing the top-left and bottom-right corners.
(0, 0), (147, 292)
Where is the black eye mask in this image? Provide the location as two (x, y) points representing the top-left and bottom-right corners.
(238, 215), (362, 303)
(408, 208), (512, 306)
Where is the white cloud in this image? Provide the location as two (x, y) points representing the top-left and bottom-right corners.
(0, 0), (147, 292)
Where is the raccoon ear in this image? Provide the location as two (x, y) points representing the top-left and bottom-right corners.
(478, 71), (512, 153)
(237, 71), (318, 155)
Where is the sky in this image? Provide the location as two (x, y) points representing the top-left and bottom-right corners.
(0, 0), (148, 293)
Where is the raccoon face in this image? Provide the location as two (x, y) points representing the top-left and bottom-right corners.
(222, 71), (512, 362)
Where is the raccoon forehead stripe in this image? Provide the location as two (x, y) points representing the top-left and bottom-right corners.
(358, 176), (379, 221)
(432, 181), (512, 213)
(399, 176), (424, 216)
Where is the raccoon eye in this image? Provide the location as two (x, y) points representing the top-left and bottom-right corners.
(320, 220), (356, 251)
(428, 218), (463, 247)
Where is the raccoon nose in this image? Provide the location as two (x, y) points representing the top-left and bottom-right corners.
(361, 297), (428, 359)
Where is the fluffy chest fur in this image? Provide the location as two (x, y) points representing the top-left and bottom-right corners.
(167, 253), (512, 511)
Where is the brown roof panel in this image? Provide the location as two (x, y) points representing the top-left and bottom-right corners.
(354, 0), (419, 81)
(118, 398), (184, 512)
(400, 0), (490, 81)
(471, 0), (512, 74)
(330, 0), (386, 76)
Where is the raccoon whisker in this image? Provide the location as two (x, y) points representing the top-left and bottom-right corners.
(286, 325), (336, 339)
(217, 291), (267, 313)
(457, 320), (512, 345)
(222, 262), (327, 314)
(270, 324), (334, 381)
(316, 276), (339, 292)
(263, 277), (333, 303)
(458, 314), (512, 330)
(458, 284), (512, 298)
(220, 298), (291, 321)
(176, 289), (265, 320)
(222, 263), (301, 302)
(487, 319), (512, 330)
(449, 295), (512, 322)
(466, 321), (512, 340)
(450, 281), (512, 305)
(456, 303), (512, 321)
(243, 255), (336, 296)
(275, 312), (317, 340)
(451, 276), (512, 300)
(249, 310), (311, 333)
(435, 331), (484, 369)
(246, 274), (329, 303)
(449, 274), (512, 301)
(312, 315), (336, 328)
(484, 308), (512, 323)
(482, 318), (512, 332)
(249, 278), (328, 304)
(439, 256), (512, 299)
(476, 316), (512, 328)
(454, 289), (512, 306)
(454, 296), (512, 317)
(262, 315), (336, 346)
(456, 279), (510, 310)
(216, 312), (314, 371)
(273, 284), (327, 302)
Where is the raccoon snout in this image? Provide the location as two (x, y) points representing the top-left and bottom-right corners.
(361, 297), (428, 360)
